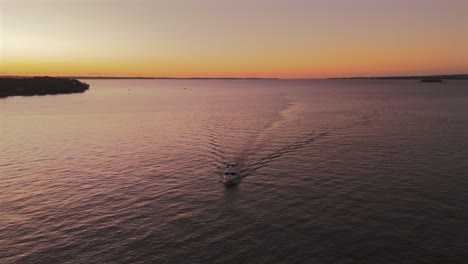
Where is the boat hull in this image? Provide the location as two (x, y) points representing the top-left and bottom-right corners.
(222, 178), (240, 186)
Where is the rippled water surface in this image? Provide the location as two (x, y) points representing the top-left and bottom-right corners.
(1, 79), (468, 263)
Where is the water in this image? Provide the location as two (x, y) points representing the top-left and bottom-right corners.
(1, 79), (468, 263)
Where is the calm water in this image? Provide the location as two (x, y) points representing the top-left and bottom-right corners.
(1, 79), (468, 263)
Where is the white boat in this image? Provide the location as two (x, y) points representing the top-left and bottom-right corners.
(221, 163), (240, 186)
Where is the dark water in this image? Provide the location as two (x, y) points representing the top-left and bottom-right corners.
(1, 79), (468, 263)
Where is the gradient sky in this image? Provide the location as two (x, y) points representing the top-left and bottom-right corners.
(1, 0), (467, 78)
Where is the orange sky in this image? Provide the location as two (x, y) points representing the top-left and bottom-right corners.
(1, 0), (467, 78)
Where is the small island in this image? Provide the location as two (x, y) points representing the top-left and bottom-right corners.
(0, 77), (90, 98)
(420, 79), (443, 83)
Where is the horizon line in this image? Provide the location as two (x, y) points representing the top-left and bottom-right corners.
(1, 73), (467, 80)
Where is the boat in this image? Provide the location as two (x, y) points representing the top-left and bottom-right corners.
(221, 163), (240, 186)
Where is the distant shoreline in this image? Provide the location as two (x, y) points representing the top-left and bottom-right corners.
(74, 77), (280, 80)
(328, 74), (468, 80)
(1, 74), (467, 80)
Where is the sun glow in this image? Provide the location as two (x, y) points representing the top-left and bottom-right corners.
(1, 0), (467, 78)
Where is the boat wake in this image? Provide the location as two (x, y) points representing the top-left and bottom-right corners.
(205, 93), (387, 183)
(205, 98), (332, 182)
(240, 130), (329, 178)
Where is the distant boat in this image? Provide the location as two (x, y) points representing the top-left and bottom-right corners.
(420, 79), (443, 83)
(221, 163), (240, 186)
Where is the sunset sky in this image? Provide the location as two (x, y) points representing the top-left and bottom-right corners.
(1, 0), (467, 78)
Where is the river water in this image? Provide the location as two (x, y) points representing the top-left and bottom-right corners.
(1, 79), (468, 263)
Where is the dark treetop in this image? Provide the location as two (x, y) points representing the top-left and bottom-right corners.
(0, 77), (90, 98)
